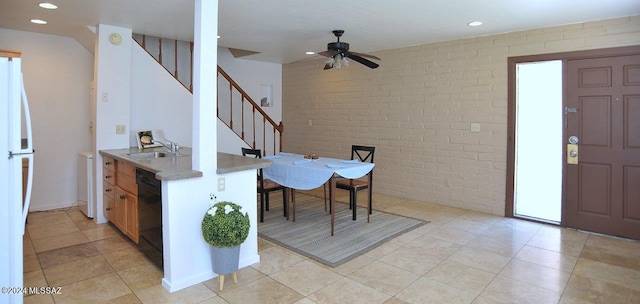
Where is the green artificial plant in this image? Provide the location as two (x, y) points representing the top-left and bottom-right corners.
(201, 194), (250, 248)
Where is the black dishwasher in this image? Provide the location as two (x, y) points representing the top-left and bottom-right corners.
(136, 168), (163, 270)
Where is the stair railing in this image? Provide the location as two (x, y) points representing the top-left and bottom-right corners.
(132, 34), (283, 155)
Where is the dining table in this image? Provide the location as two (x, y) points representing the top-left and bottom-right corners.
(262, 152), (375, 236)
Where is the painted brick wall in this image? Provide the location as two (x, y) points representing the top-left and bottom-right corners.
(282, 16), (640, 215)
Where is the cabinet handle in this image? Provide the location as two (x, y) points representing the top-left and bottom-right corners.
(105, 175), (112, 179)
(105, 189), (112, 193)
(120, 195), (126, 199)
(105, 161), (112, 165)
(106, 208), (111, 211)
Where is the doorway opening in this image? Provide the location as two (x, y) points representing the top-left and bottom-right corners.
(513, 60), (563, 223)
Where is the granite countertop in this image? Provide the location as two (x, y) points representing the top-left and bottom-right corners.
(99, 147), (270, 181)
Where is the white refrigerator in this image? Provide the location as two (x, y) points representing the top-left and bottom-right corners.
(1, 53), (34, 304)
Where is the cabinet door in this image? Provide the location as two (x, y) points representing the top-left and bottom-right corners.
(124, 193), (139, 244)
(103, 195), (114, 221)
(114, 187), (127, 232)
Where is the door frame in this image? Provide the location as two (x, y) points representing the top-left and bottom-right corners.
(505, 45), (640, 226)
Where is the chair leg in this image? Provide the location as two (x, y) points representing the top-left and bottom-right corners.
(267, 192), (272, 212)
(265, 194), (270, 211)
(352, 190), (357, 221)
(349, 190), (353, 210)
(368, 184), (373, 222)
(291, 189), (296, 222)
(282, 188), (288, 219)
(260, 192), (265, 223)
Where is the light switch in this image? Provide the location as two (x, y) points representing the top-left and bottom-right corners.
(308, 120), (313, 126)
(218, 177), (225, 191)
(470, 123), (481, 133)
(115, 125), (126, 134)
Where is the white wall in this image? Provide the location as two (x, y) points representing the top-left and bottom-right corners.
(93, 25), (133, 223)
(0, 28), (93, 211)
(130, 42), (193, 147)
(218, 47), (283, 124)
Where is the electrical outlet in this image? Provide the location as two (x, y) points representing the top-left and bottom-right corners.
(218, 177), (225, 191)
(471, 123), (481, 133)
(115, 125), (126, 134)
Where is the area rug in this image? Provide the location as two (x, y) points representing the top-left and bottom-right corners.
(258, 193), (428, 267)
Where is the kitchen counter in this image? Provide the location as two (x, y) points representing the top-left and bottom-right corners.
(99, 147), (270, 180)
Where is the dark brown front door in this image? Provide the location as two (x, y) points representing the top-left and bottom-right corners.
(565, 54), (640, 240)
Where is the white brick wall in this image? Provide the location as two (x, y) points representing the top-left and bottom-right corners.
(282, 16), (640, 215)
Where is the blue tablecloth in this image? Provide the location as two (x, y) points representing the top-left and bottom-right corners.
(263, 153), (375, 190)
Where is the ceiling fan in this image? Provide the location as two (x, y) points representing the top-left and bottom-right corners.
(319, 30), (380, 70)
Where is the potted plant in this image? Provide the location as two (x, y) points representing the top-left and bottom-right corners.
(201, 194), (250, 282)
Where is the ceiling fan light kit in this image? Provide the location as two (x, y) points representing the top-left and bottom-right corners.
(319, 30), (380, 70)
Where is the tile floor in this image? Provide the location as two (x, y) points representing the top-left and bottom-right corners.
(23, 190), (640, 303)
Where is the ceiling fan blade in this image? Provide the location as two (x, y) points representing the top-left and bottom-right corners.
(319, 50), (337, 58)
(346, 53), (379, 69)
(350, 51), (380, 61)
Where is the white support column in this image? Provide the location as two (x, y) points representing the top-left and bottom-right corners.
(161, 0), (220, 293)
(192, 0), (218, 170)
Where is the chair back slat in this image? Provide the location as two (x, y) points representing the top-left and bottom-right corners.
(351, 145), (375, 163)
(241, 148), (262, 159)
(242, 148), (265, 183)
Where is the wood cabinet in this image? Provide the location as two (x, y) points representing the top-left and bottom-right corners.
(115, 187), (138, 242)
(102, 156), (139, 243)
(116, 160), (138, 243)
(102, 156), (116, 221)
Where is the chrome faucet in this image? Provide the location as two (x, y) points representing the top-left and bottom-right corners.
(154, 139), (180, 154)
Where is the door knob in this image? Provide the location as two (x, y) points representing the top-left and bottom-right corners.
(569, 150), (578, 157)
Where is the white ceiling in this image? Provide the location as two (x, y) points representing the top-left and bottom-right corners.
(1, 0), (639, 64)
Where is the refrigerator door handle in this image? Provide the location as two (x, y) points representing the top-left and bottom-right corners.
(19, 72), (33, 154)
(21, 154), (33, 234)
(8, 59), (33, 154)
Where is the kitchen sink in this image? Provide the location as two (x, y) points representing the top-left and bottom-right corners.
(125, 151), (184, 159)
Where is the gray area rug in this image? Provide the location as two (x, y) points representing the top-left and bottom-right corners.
(258, 194), (428, 267)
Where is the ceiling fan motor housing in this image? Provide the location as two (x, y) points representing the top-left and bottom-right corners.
(327, 42), (349, 52)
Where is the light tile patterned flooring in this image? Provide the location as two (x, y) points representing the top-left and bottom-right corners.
(23, 189), (640, 303)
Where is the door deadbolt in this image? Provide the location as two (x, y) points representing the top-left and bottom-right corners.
(567, 144), (578, 165)
(568, 136), (579, 144)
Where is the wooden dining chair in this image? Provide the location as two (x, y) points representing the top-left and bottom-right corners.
(334, 145), (375, 222)
(241, 148), (288, 222)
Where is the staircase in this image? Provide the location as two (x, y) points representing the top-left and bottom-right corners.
(132, 34), (283, 155)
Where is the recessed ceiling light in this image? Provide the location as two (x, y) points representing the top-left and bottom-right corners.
(305, 51), (315, 55)
(468, 21), (484, 27)
(38, 2), (58, 9)
(30, 19), (47, 25)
